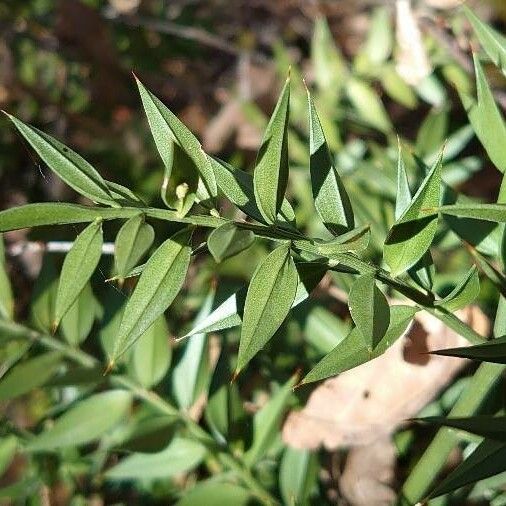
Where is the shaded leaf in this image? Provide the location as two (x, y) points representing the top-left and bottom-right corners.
(237, 244), (298, 372)
(349, 274), (390, 349)
(395, 143), (411, 220)
(30, 256), (58, 333)
(384, 151), (442, 276)
(172, 289), (214, 409)
(105, 437), (205, 480)
(6, 114), (115, 206)
(114, 214), (154, 281)
(430, 439), (506, 498)
(244, 374), (297, 467)
(0, 352), (62, 401)
(279, 447), (318, 506)
(128, 315), (171, 389)
(418, 415), (506, 442)
(54, 219), (103, 330)
(431, 335), (506, 364)
(111, 227), (192, 363)
(435, 266), (480, 312)
(0, 236), (13, 320)
(60, 282), (98, 346)
(176, 480), (251, 506)
(207, 223), (254, 263)
(27, 390), (132, 452)
(464, 6), (506, 75)
(253, 77), (290, 224)
(308, 90), (353, 235)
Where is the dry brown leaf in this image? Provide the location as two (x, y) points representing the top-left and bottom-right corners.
(340, 438), (397, 506)
(395, 0), (432, 85)
(282, 306), (489, 450)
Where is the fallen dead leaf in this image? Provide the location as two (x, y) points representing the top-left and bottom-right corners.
(282, 305), (489, 450)
(395, 0), (432, 85)
(340, 438), (397, 506)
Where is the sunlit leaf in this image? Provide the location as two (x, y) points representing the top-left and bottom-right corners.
(0, 236), (13, 320)
(349, 274), (390, 349)
(253, 76), (290, 224)
(54, 220), (103, 330)
(384, 150), (442, 276)
(237, 243), (298, 372)
(301, 305), (417, 385)
(111, 227), (192, 363)
(307, 90), (354, 235)
(6, 114), (116, 206)
(464, 6), (506, 75)
(136, 77), (217, 203)
(176, 481), (251, 506)
(279, 447), (318, 506)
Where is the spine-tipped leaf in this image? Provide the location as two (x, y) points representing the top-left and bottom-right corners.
(253, 77), (291, 224)
(236, 243), (298, 373)
(54, 219), (103, 330)
(136, 78), (217, 203)
(6, 114), (116, 206)
(114, 214), (155, 281)
(348, 273), (390, 349)
(384, 150), (443, 276)
(308, 90), (353, 234)
(207, 222), (254, 263)
(111, 227), (192, 363)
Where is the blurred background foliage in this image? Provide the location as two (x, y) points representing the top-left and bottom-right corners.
(1, 0), (506, 504)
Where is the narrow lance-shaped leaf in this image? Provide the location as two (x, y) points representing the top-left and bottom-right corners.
(30, 255), (58, 333)
(279, 447), (318, 506)
(172, 288), (214, 409)
(244, 374), (297, 467)
(180, 261), (326, 339)
(395, 142), (411, 220)
(236, 243), (298, 373)
(417, 415), (506, 442)
(128, 315), (171, 389)
(5, 114), (116, 206)
(135, 77), (217, 203)
(308, 89), (354, 235)
(111, 227), (192, 364)
(114, 214), (154, 281)
(348, 274), (390, 350)
(464, 6), (506, 76)
(431, 334), (506, 364)
(384, 149), (443, 276)
(0, 236), (13, 320)
(253, 76), (290, 224)
(160, 142), (199, 217)
(314, 224), (370, 257)
(0, 352), (63, 401)
(207, 222), (254, 263)
(26, 390), (132, 452)
(438, 203), (506, 222)
(60, 282), (98, 346)
(461, 56), (506, 173)
(211, 156), (296, 227)
(430, 439), (506, 498)
(301, 305), (417, 385)
(53, 219), (103, 331)
(435, 265), (480, 312)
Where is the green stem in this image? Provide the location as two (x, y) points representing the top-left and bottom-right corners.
(399, 362), (505, 504)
